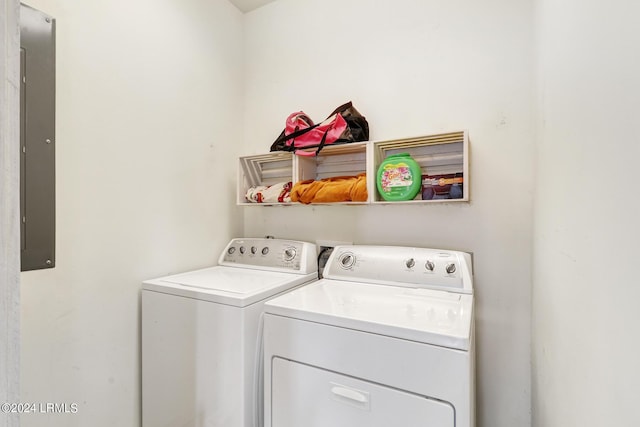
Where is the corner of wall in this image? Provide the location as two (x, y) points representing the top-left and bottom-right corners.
(0, 0), (22, 425)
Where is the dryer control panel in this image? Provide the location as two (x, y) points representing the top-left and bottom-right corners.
(219, 238), (317, 275)
(323, 245), (473, 294)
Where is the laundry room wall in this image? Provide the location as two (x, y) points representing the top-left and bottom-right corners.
(19, 1), (243, 426)
(242, 1), (534, 426)
(1, 1), (20, 426)
(532, 0), (640, 425)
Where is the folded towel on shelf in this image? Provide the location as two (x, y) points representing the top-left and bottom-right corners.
(245, 181), (292, 203)
(290, 174), (367, 204)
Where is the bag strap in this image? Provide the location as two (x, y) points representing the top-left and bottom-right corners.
(313, 131), (329, 156)
(326, 101), (353, 118)
(273, 122), (321, 146)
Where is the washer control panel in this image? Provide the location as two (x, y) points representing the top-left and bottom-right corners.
(219, 238), (317, 274)
(325, 245), (473, 293)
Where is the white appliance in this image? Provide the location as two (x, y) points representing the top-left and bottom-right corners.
(142, 238), (317, 427)
(263, 245), (475, 427)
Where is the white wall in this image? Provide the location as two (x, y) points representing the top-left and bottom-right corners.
(19, 1), (243, 426)
(533, 0), (640, 425)
(243, 1), (534, 426)
(1, 0), (21, 426)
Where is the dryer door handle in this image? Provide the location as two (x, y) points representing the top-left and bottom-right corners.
(330, 384), (369, 404)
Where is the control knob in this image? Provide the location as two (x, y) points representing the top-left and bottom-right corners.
(261, 247), (269, 255)
(339, 253), (356, 269)
(425, 260), (435, 272)
(227, 247), (236, 255)
(445, 263), (457, 274)
(250, 246), (257, 254)
(405, 258), (415, 269)
(239, 246), (245, 254)
(284, 247), (297, 261)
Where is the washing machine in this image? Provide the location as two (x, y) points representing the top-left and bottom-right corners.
(263, 245), (475, 427)
(142, 238), (317, 427)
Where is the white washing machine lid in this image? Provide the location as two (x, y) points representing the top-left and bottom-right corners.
(142, 266), (317, 307)
(264, 279), (473, 350)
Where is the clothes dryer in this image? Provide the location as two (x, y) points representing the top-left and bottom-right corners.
(263, 245), (474, 427)
(142, 238), (317, 427)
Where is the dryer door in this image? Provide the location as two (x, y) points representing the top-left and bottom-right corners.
(271, 358), (454, 427)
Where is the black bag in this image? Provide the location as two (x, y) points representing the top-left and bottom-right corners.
(270, 101), (369, 156)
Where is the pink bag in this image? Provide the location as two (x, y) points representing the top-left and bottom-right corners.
(276, 112), (348, 157)
(270, 102), (369, 157)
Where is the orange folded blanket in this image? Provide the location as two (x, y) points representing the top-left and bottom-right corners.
(290, 174), (368, 204)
